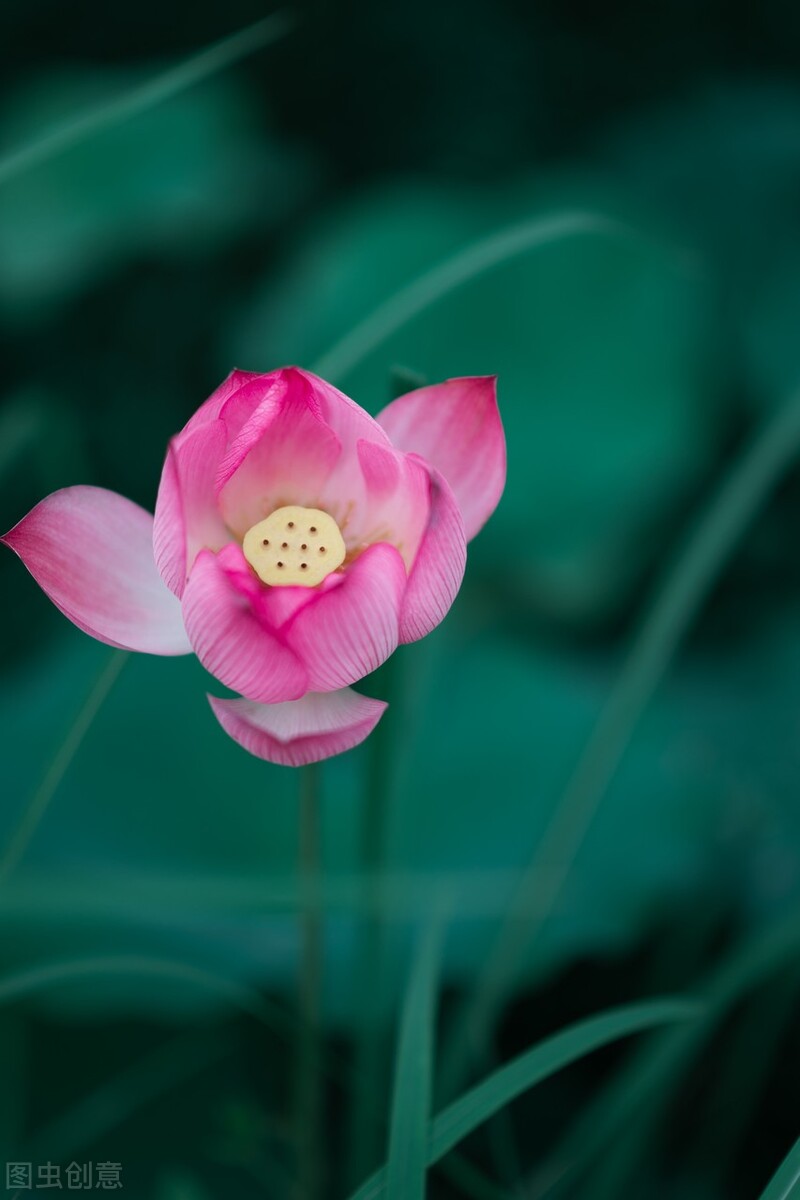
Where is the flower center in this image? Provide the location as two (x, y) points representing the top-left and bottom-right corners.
(242, 505), (347, 587)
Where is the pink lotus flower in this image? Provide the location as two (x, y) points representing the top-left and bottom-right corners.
(2, 368), (505, 765)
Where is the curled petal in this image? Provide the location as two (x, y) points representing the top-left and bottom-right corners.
(182, 549), (308, 703)
(217, 371), (341, 537)
(286, 542), (407, 691)
(153, 420), (230, 597)
(209, 687), (387, 767)
(377, 376), (506, 541)
(179, 368), (262, 439)
(1, 487), (191, 655)
(399, 461), (467, 643)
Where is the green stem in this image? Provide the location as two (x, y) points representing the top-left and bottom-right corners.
(294, 762), (323, 1200)
(347, 655), (402, 1187)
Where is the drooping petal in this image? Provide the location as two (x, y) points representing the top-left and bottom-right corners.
(217, 370), (341, 537)
(377, 376), (506, 541)
(399, 461), (467, 643)
(1, 487), (191, 655)
(285, 542), (407, 691)
(153, 420), (230, 597)
(208, 687), (387, 767)
(182, 549), (308, 703)
(353, 439), (430, 569)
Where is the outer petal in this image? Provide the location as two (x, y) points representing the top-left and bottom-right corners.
(208, 688), (387, 767)
(376, 376), (506, 541)
(2, 487), (191, 655)
(182, 549), (308, 703)
(285, 542), (407, 691)
(399, 461), (467, 643)
(153, 420), (230, 597)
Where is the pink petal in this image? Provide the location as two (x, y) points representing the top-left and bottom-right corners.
(153, 420), (230, 598)
(285, 542), (407, 691)
(377, 376), (506, 541)
(352, 439), (430, 568)
(182, 548), (308, 703)
(210, 541), (331, 630)
(208, 687), (387, 767)
(2, 487), (191, 655)
(399, 461), (467, 643)
(293, 368), (393, 452)
(216, 370), (342, 537)
(296, 369), (395, 525)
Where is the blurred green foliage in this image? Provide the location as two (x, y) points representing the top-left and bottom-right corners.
(3, 0), (800, 1196)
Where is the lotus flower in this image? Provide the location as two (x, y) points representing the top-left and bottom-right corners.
(2, 368), (506, 765)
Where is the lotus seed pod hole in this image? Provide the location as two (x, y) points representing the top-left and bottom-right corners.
(242, 506), (347, 587)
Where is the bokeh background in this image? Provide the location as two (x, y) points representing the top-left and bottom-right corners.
(3, 1), (800, 1196)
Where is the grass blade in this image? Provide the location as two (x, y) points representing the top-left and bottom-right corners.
(0, 649), (128, 880)
(440, 390), (800, 1098)
(348, 997), (700, 1200)
(386, 925), (441, 1200)
(0, 954), (281, 1026)
(0, 12), (293, 187)
(759, 1137), (800, 1200)
(527, 908), (800, 1199)
(311, 212), (653, 384)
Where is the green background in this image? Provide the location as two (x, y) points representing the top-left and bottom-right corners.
(3, 1), (800, 1196)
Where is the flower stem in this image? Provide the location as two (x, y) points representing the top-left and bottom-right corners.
(294, 761), (323, 1200)
(346, 653), (402, 1187)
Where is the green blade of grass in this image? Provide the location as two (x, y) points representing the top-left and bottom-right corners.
(26, 1029), (231, 1163)
(347, 997), (700, 1200)
(0, 11), (293, 187)
(0, 954), (281, 1026)
(0, 649), (128, 880)
(527, 908), (800, 1199)
(386, 925), (442, 1200)
(759, 1137), (800, 1200)
(311, 212), (659, 384)
(440, 389), (800, 1099)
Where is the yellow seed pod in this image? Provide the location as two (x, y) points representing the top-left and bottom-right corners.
(242, 505), (347, 587)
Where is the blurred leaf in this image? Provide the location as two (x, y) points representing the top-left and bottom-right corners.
(4, 582), (800, 1022)
(0, 65), (314, 318)
(156, 1173), (213, 1200)
(230, 179), (726, 625)
(0, 15), (292, 186)
(602, 82), (800, 410)
(0, 388), (89, 493)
